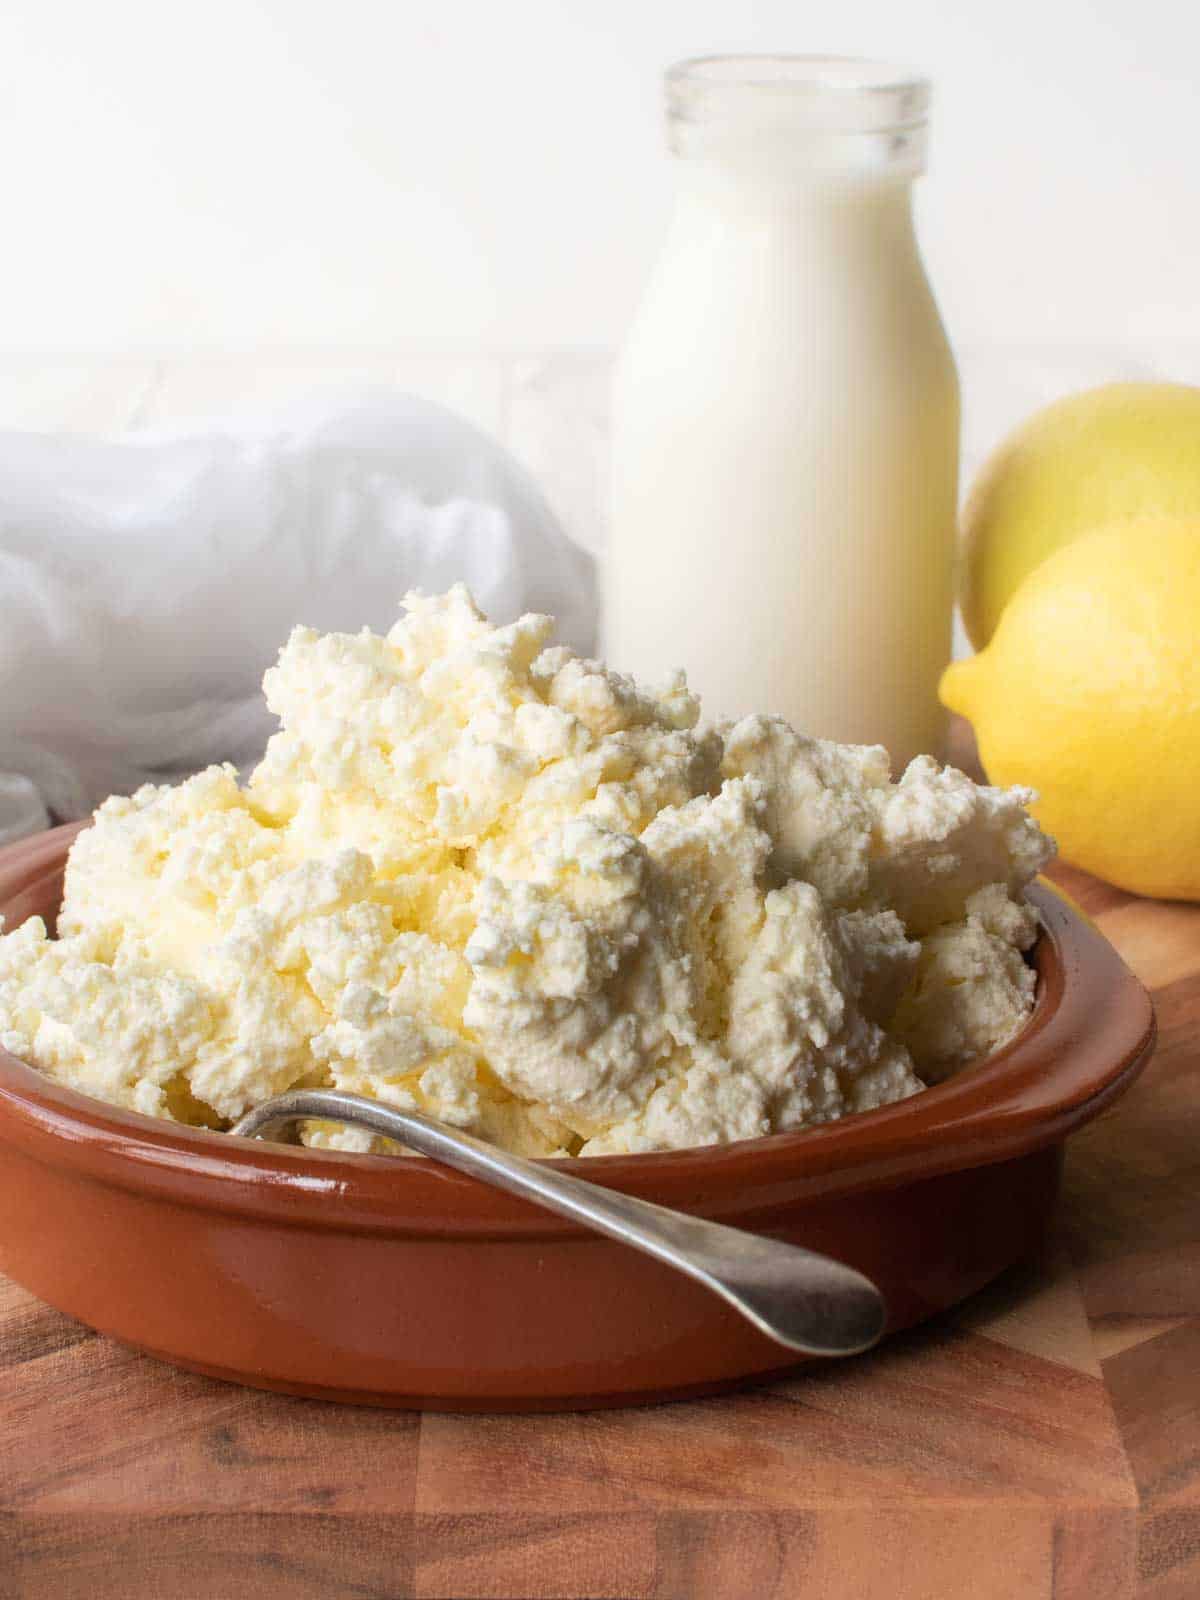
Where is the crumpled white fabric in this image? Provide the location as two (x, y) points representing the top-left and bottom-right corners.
(0, 389), (598, 844)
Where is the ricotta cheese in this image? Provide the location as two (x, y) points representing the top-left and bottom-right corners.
(0, 588), (1055, 1156)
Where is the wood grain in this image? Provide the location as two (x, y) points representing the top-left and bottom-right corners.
(1, 729), (1196, 1598)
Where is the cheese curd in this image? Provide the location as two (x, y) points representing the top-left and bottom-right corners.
(0, 588), (1054, 1157)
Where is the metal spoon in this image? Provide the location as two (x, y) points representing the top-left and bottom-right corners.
(231, 1088), (886, 1359)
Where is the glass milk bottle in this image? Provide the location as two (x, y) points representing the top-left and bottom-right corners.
(607, 56), (959, 769)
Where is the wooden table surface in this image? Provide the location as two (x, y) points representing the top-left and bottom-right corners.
(1, 775), (1197, 1598)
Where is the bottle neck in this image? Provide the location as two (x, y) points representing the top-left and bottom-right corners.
(666, 56), (930, 185)
(672, 157), (918, 237)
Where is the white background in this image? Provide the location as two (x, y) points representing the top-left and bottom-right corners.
(5, 0), (1200, 358)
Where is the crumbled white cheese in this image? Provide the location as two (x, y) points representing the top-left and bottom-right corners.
(889, 885), (1041, 1082)
(0, 588), (1054, 1156)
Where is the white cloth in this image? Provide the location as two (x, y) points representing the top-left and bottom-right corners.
(0, 389), (597, 842)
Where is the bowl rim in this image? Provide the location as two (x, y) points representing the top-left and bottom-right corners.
(0, 823), (1156, 1236)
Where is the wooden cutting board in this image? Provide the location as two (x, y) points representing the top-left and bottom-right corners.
(2, 756), (1198, 1599)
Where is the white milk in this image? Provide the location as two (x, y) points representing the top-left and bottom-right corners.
(607, 57), (959, 769)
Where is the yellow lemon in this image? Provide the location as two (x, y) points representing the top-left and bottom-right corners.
(961, 382), (1200, 648)
(941, 521), (1200, 901)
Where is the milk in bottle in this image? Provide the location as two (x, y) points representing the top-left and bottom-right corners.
(607, 56), (959, 768)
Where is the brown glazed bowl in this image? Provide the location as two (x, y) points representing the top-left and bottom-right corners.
(0, 824), (1155, 1411)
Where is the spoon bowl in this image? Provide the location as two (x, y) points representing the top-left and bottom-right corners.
(0, 825), (1156, 1410)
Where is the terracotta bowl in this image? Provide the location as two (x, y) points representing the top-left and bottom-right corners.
(0, 824), (1154, 1411)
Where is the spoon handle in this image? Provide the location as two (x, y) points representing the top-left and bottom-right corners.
(231, 1088), (886, 1359)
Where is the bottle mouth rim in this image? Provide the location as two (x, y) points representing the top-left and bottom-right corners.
(666, 54), (931, 134)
